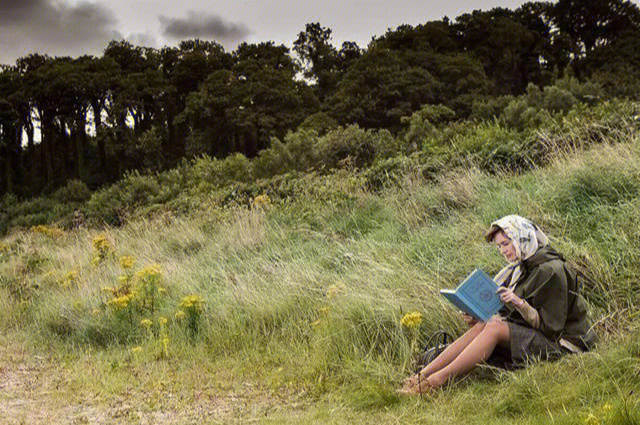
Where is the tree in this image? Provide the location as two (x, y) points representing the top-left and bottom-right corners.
(159, 40), (233, 163)
(454, 8), (547, 95)
(326, 48), (442, 130)
(294, 23), (342, 101)
(552, 0), (640, 60)
(179, 42), (318, 158)
(0, 69), (21, 194)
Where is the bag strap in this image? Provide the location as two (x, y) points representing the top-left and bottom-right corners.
(422, 329), (453, 355)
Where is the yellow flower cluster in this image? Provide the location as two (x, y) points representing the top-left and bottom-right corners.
(91, 234), (114, 265)
(108, 293), (135, 309)
(135, 264), (162, 281)
(92, 234), (112, 253)
(174, 310), (186, 320)
(140, 318), (153, 328)
(59, 270), (78, 288)
(32, 225), (64, 239)
(119, 255), (135, 269)
(179, 294), (205, 311)
(252, 193), (271, 209)
(401, 311), (423, 329)
(104, 261), (167, 316)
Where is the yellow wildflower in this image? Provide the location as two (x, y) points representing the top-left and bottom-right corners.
(107, 293), (133, 309)
(179, 294), (205, 311)
(92, 308), (100, 316)
(131, 346), (142, 353)
(174, 310), (186, 320)
(401, 311), (423, 329)
(158, 316), (168, 326)
(92, 234), (112, 252)
(32, 225), (64, 238)
(117, 274), (129, 284)
(60, 270), (78, 288)
(601, 404), (612, 412)
(136, 264), (162, 281)
(140, 319), (153, 328)
(158, 287), (166, 294)
(119, 255), (135, 269)
(252, 193), (271, 209)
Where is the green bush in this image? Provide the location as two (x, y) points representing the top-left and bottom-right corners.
(253, 129), (319, 179)
(52, 179), (91, 204)
(85, 171), (162, 225)
(297, 111), (339, 135)
(316, 125), (394, 170)
(400, 104), (456, 154)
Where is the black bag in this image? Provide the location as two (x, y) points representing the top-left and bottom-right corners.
(414, 330), (452, 372)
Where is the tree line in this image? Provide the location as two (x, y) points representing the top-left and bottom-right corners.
(1, 0), (640, 198)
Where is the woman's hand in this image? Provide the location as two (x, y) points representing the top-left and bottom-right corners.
(496, 287), (525, 308)
(461, 312), (478, 326)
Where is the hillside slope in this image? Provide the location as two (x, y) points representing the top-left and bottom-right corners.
(1, 118), (640, 424)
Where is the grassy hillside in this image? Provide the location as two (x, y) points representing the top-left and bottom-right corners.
(2, 106), (640, 423)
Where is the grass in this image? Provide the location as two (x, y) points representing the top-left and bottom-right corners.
(2, 129), (640, 423)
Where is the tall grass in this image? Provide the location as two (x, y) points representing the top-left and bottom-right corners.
(2, 118), (640, 422)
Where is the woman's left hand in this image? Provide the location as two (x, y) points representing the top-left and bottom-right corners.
(496, 287), (525, 308)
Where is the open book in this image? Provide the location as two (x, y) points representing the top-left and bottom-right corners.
(440, 269), (503, 322)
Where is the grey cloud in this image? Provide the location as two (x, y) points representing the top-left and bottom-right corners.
(0, 0), (43, 22)
(160, 10), (250, 41)
(0, 0), (119, 64)
(126, 33), (159, 48)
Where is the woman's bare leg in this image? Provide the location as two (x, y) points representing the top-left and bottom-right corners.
(400, 322), (487, 393)
(426, 319), (510, 388)
(417, 322), (486, 378)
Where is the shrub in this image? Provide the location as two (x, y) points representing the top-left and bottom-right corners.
(85, 171), (163, 225)
(297, 111), (339, 135)
(253, 129), (319, 179)
(316, 125), (394, 170)
(400, 104), (456, 154)
(52, 179), (91, 204)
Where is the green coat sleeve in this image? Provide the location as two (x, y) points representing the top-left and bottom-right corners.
(519, 262), (568, 340)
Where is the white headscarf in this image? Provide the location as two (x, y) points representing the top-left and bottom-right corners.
(489, 215), (549, 289)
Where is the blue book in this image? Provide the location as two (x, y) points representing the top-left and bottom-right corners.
(439, 269), (503, 322)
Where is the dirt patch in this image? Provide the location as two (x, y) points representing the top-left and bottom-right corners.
(0, 344), (308, 424)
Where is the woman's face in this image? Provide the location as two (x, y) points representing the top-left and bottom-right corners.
(494, 230), (517, 262)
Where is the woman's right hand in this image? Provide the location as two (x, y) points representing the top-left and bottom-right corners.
(461, 312), (478, 326)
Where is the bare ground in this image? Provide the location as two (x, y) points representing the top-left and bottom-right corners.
(0, 344), (308, 425)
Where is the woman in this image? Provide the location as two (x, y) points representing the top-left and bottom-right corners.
(400, 215), (595, 394)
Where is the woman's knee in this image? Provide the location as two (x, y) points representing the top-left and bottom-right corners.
(482, 319), (510, 342)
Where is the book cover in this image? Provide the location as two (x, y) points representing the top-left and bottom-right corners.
(440, 269), (503, 322)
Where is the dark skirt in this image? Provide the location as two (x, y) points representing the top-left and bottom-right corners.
(487, 321), (565, 369)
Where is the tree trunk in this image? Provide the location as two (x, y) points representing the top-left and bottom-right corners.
(92, 102), (107, 176)
(40, 109), (55, 189)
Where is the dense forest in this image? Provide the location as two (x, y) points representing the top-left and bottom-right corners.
(1, 0), (640, 198)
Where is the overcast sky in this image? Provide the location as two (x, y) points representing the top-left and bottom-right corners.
(0, 0), (537, 65)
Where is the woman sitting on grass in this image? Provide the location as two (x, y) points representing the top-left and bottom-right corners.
(401, 215), (595, 394)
